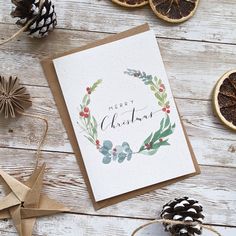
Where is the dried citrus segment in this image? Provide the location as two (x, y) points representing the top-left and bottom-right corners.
(149, 0), (200, 23)
(112, 0), (148, 8)
(213, 70), (236, 131)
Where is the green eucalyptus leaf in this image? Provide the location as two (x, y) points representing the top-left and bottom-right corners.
(118, 153), (127, 163)
(103, 155), (111, 164)
(103, 140), (113, 150)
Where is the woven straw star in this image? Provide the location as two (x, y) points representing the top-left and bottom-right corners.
(0, 76), (31, 118)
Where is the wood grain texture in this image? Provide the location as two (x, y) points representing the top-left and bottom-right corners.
(0, 0), (236, 44)
(0, 213), (235, 236)
(0, 86), (235, 167)
(0, 148), (235, 226)
(0, 24), (236, 101)
(0, 0), (235, 234)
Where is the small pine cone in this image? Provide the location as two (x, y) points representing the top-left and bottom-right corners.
(11, 0), (57, 38)
(160, 197), (205, 236)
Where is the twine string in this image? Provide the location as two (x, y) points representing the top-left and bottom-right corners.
(0, 0), (45, 46)
(131, 219), (222, 236)
(18, 111), (48, 168)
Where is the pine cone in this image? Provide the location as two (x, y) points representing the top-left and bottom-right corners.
(160, 197), (204, 236)
(0, 76), (31, 118)
(11, 0), (57, 38)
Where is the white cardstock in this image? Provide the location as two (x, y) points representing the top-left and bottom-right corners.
(53, 30), (196, 202)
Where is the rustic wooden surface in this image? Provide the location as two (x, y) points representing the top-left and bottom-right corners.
(0, 0), (236, 235)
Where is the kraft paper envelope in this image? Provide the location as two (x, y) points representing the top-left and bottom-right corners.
(41, 24), (200, 210)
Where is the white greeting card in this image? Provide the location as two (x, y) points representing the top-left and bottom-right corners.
(53, 30), (196, 202)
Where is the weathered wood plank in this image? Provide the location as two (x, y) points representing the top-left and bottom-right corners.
(0, 24), (236, 101)
(0, 0), (236, 44)
(0, 148), (235, 226)
(0, 85), (235, 167)
(0, 213), (235, 236)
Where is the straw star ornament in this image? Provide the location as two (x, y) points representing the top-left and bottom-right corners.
(0, 76), (70, 235)
(0, 164), (70, 236)
(0, 76), (31, 118)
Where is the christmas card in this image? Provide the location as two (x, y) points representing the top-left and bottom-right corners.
(42, 24), (200, 209)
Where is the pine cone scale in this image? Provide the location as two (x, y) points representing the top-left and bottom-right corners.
(160, 197), (205, 236)
(11, 0), (57, 38)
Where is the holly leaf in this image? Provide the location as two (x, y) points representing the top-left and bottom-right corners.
(151, 128), (162, 143)
(92, 116), (97, 128)
(160, 126), (173, 138)
(140, 148), (158, 156)
(143, 132), (153, 144)
(152, 142), (163, 149)
(155, 93), (162, 101)
(160, 117), (165, 130)
(85, 97), (90, 106)
(82, 94), (88, 105)
(84, 135), (95, 144)
(150, 86), (156, 91)
(164, 115), (170, 128)
(139, 145), (145, 153)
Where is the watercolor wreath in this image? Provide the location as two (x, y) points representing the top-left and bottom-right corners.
(77, 69), (175, 164)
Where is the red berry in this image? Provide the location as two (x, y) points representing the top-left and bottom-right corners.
(160, 84), (165, 89)
(96, 140), (100, 145)
(159, 88), (163, 92)
(113, 148), (117, 152)
(86, 87), (90, 92)
(145, 143), (148, 147)
(88, 91), (91, 94)
(162, 108), (166, 112)
(84, 113), (89, 118)
(167, 110), (170, 114)
(79, 111), (84, 117)
(84, 107), (89, 113)
(159, 138), (163, 142)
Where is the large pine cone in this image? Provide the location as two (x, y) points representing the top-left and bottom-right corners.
(160, 197), (204, 236)
(11, 0), (57, 38)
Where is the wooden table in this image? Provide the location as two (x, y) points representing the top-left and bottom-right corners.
(0, 1), (236, 235)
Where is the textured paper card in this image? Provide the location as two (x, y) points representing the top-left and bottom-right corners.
(53, 30), (196, 202)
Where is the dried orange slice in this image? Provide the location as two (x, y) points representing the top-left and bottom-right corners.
(149, 0), (200, 23)
(213, 70), (236, 131)
(112, 0), (148, 8)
